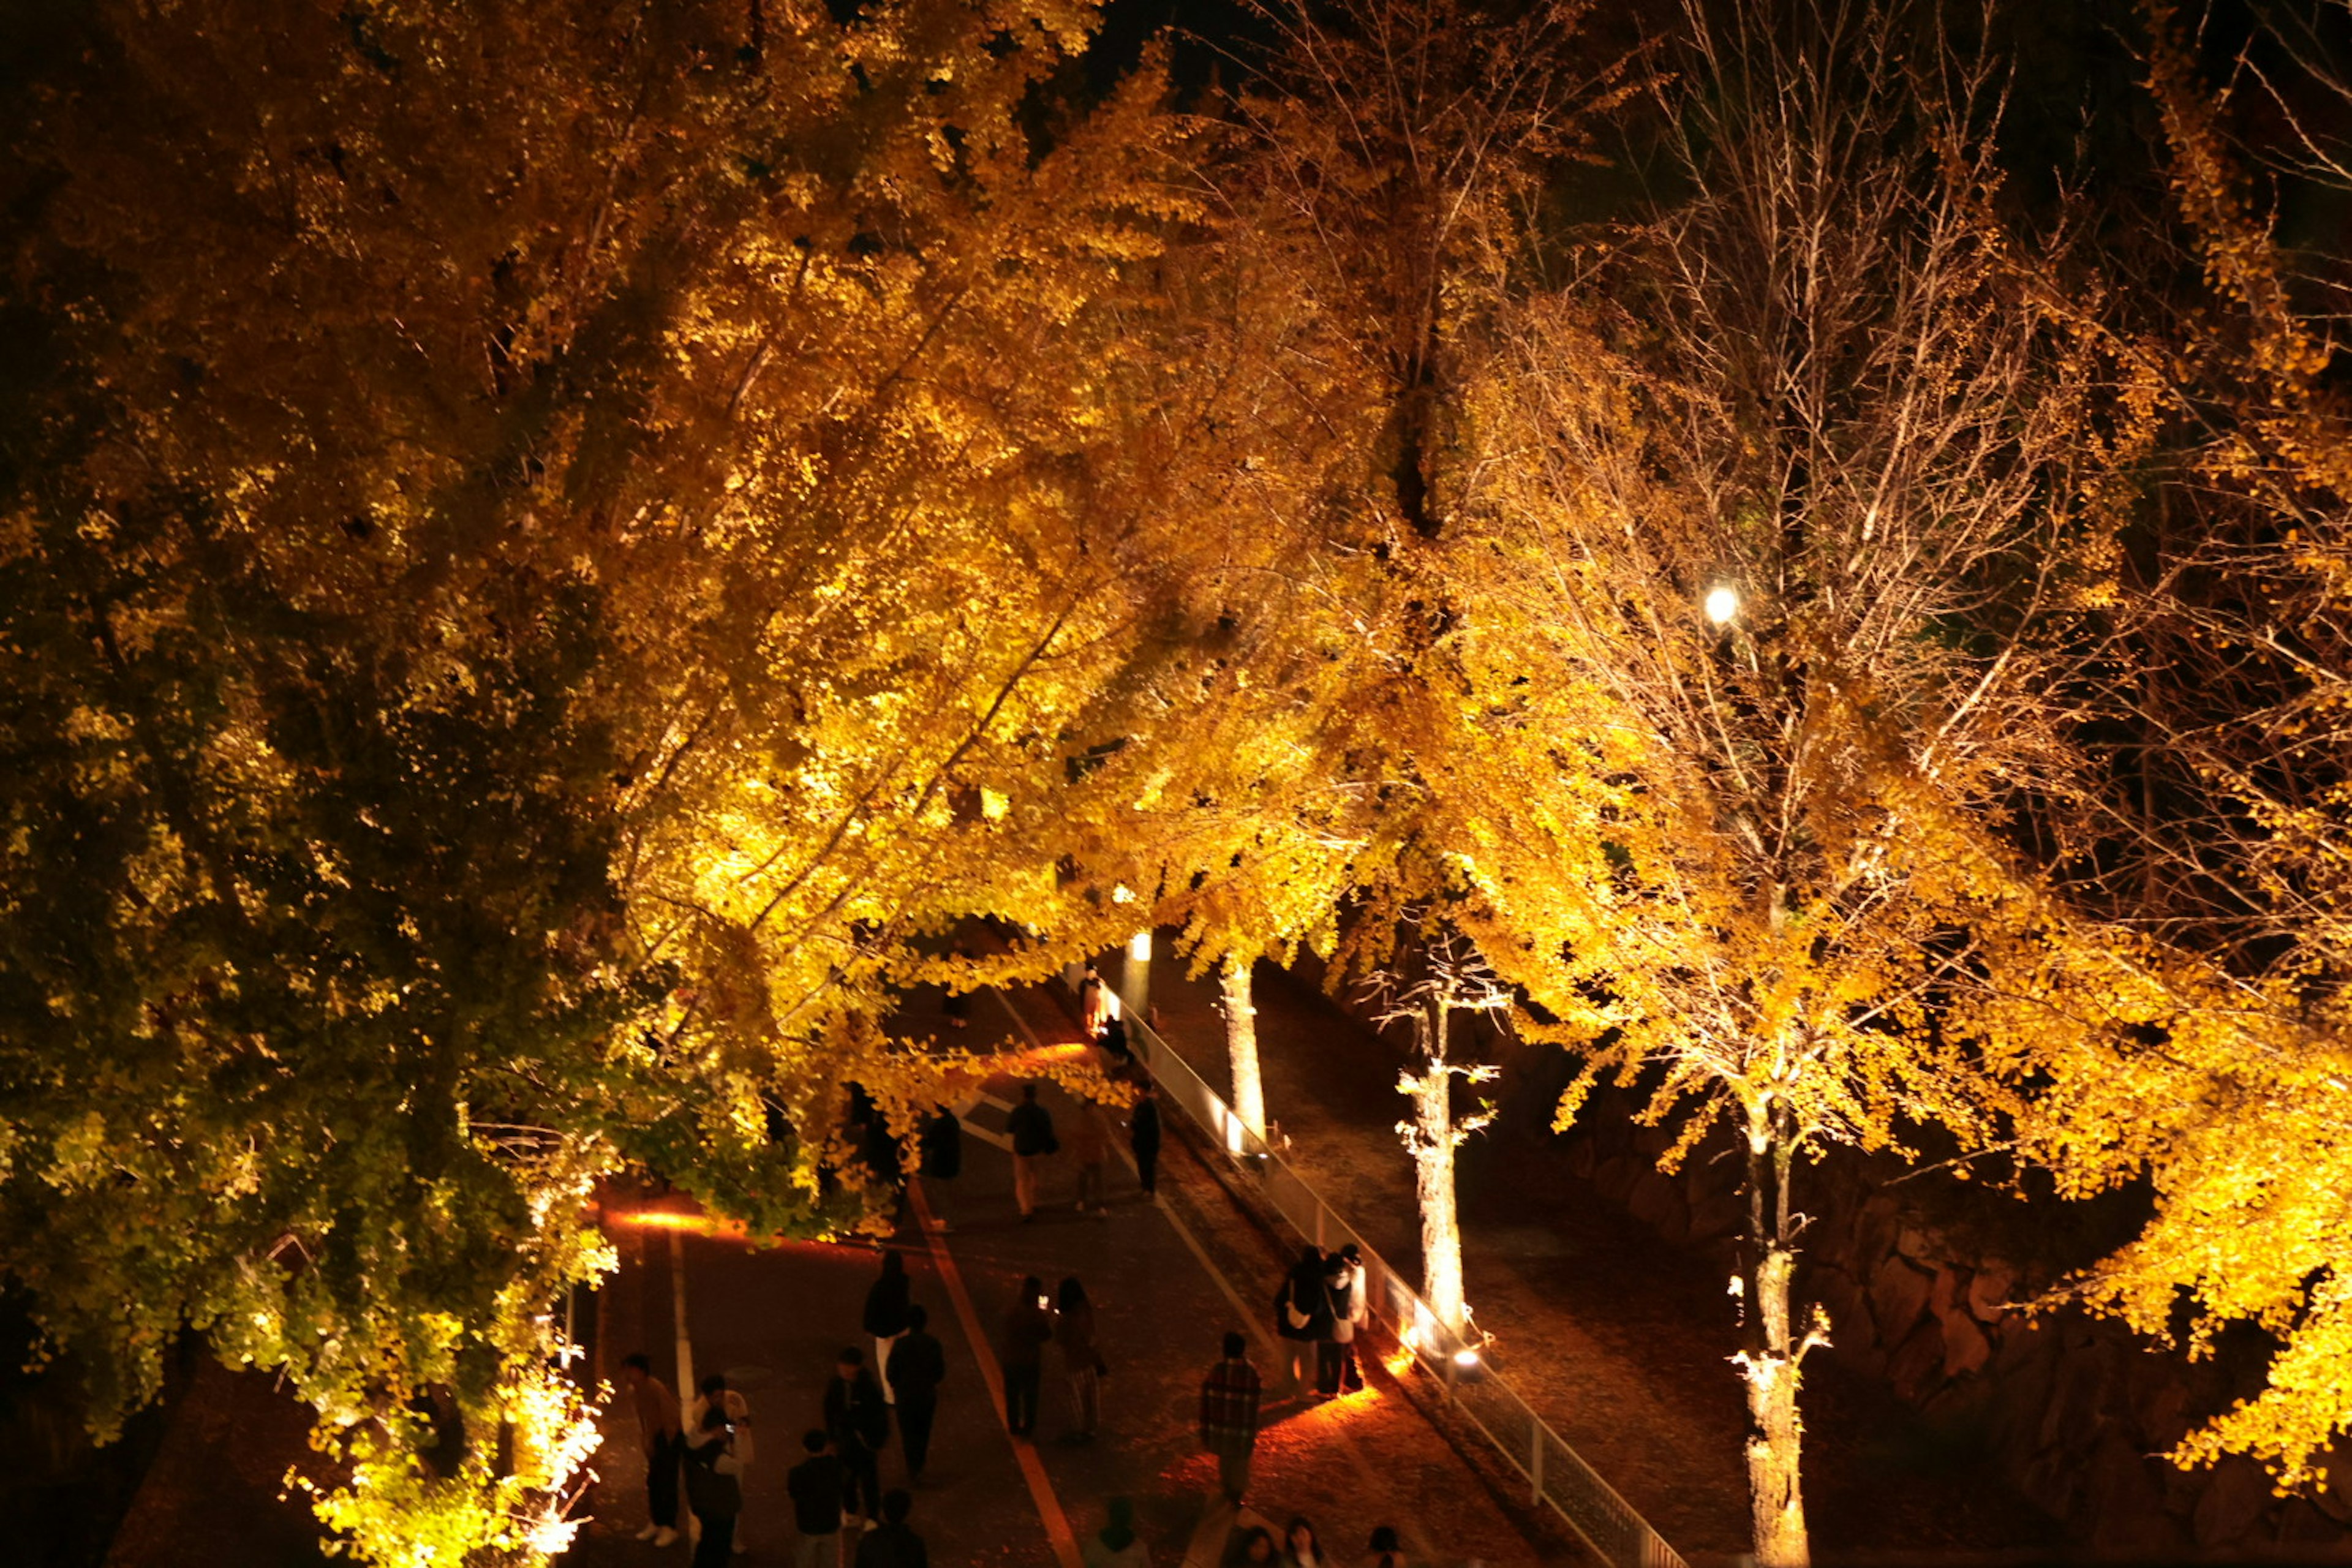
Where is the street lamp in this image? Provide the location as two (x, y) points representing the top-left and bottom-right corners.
(1705, 584), (1740, 625)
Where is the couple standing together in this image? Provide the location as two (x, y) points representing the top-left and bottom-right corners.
(1273, 1243), (1367, 1397)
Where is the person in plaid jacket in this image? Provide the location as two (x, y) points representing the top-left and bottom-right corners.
(1198, 1332), (1263, 1504)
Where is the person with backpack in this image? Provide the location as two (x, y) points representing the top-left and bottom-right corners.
(823, 1347), (891, 1526)
(1005, 1082), (1057, 1221)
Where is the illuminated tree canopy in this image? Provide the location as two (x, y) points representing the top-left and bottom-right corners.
(8, 1), (2352, 1564)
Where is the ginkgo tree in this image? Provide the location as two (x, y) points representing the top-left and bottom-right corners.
(0, 0), (1210, 1560)
(1986, 0), (2352, 1498)
(1405, 4), (2152, 1562)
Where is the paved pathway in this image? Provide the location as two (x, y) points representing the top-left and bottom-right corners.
(562, 973), (1574, 1568)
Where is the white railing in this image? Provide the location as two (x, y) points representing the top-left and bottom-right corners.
(1081, 967), (1688, 1568)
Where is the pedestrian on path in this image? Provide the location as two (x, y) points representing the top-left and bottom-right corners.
(1327, 1246), (1368, 1394)
(1071, 1100), (1112, 1215)
(687, 1372), (756, 1468)
(1357, 1526), (1406, 1567)
(684, 1405), (746, 1566)
(620, 1353), (683, 1546)
(1280, 1517), (1330, 1568)
(1081, 1496), (1152, 1568)
(1198, 1331), (1263, 1506)
(687, 1370), (756, 1551)
(918, 1106), (962, 1231)
(1006, 1082), (1058, 1220)
(1080, 962), (1108, 1036)
(1275, 1246), (1332, 1393)
(788, 1430), (845, 1568)
(1054, 1275), (1104, 1441)
(1001, 1275), (1055, 1438)
(824, 1347), (891, 1525)
(854, 1488), (928, 1568)
(863, 1251), (913, 1403)
(1129, 1084), (1161, 1200)
(885, 1303), (947, 1482)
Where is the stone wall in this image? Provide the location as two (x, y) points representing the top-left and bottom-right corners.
(1558, 1085), (2352, 1558)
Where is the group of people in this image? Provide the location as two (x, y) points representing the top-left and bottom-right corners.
(619, 1359), (771, 1562)
(1003, 1074), (1163, 1221)
(617, 1249), (952, 1566)
(997, 1272), (1108, 1442)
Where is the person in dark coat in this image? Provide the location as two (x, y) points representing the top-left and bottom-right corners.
(863, 1251), (913, 1404)
(1005, 1082), (1057, 1220)
(1275, 1245), (1332, 1393)
(855, 1488), (929, 1568)
(1000, 1275), (1055, 1438)
(823, 1348), (891, 1525)
(1129, 1084), (1162, 1200)
(682, 1404), (744, 1566)
(786, 1429), (845, 1566)
(886, 1303), (948, 1480)
(917, 1105), (963, 1231)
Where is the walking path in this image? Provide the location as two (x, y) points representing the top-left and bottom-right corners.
(562, 972), (1577, 1568)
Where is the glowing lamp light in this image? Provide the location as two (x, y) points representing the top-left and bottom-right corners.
(1128, 930), (1153, 961)
(1705, 585), (1740, 625)
(1452, 1348), (1482, 1369)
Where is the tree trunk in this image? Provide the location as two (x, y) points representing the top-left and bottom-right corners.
(1221, 955), (1266, 1139)
(1411, 1007), (1466, 1332)
(1739, 1105), (1812, 1568)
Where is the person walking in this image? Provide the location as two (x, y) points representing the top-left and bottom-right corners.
(1054, 1276), (1104, 1441)
(621, 1352), (684, 1547)
(1197, 1331), (1263, 1506)
(1006, 1082), (1057, 1220)
(1358, 1526), (1407, 1567)
(1274, 1246), (1332, 1393)
(917, 1105), (962, 1231)
(1071, 1100), (1111, 1216)
(1128, 1084), (1162, 1202)
(824, 1348), (891, 1525)
(863, 1251), (913, 1403)
(1327, 1245), (1368, 1393)
(885, 1303), (947, 1482)
(683, 1404), (747, 1566)
(1082, 1496), (1151, 1567)
(1000, 1275), (1055, 1438)
(787, 1430), (846, 1568)
(854, 1488), (929, 1567)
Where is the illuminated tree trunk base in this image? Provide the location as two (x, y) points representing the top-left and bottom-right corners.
(1413, 1063), (1466, 1332)
(1222, 955), (1267, 1140)
(1741, 1252), (1811, 1568)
